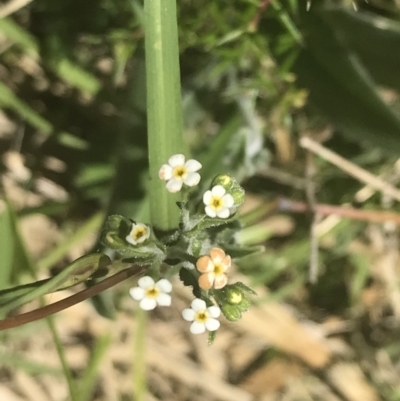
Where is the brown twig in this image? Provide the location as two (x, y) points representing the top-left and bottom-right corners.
(300, 137), (400, 203)
(278, 198), (400, 225)
(0, 265), (143, 331)
(305, 150), (320, 283)
(248, 0), (272, 32)
(0, 0), (33, 17)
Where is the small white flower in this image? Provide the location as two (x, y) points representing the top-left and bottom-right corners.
(158, 154), (202, 193)
(182, 298), (221, 334)
(129, 276), (172, 310)
(126, 223), (150, 245)
(203, 185), (234, 219)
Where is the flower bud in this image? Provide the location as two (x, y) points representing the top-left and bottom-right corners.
(211, 174), (234, 191)
(101, 231), (127, 250)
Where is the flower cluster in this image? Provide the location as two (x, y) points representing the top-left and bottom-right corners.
(102, 153), (255, 342)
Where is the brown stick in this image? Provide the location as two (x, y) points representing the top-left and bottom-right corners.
(299, 137), (400, 203)
(0, 265), (143, 331)
(248, 0), (272, 32)
(278, 198), (400, 225)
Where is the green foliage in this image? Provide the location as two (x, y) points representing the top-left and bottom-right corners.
(0, 200), (30, 288)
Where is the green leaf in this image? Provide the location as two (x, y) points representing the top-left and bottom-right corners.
(294, 9), (400, 155)
(321, 7), (400, 92)
(77, 334), (111, 401)
(48, 57), (101, 95)
(0, 82), (52, 134)
(223, 244), (264, 259)
(0, 17), (100, 95)
(179, 267), (201, 298)
(0, 201), (31, 288)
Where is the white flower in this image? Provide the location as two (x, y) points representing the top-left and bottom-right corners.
(126, 223), (150, 245)
(182, 298), (221, 334)
(203, 185), (234, 218)
(158, 154), (202, 193)
(129, 276), (172, 310)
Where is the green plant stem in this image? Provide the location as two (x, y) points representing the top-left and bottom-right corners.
(133, 308), (147, 401)
(10, 214), (79, 401)
(145, 0), (186, 230)
(46, 314), (78, 401)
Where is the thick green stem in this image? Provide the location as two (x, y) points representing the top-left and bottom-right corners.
(145, 0), (186, 230)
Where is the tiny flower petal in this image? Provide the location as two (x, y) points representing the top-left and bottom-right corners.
(216, 208), (230, 219)
(140, 298), (157, 310)
(199, 273), (213, 290)
(191, 298), (207, 311)
(185, 159), (202, 172)
(196, 255), (213, 273)
(182, 308), (195, 321)
(156, 279), (172, 293)
(223, 194), (234, 208)
(129, 287), (145, 300)
(211, 185), (226, 197)
(208, 306), (221, 318)
(190, 321), (206, 334)
(138, 276), (155, 289)
(169, 154), (185, 167)
(222, 255), (232, 270)
(203, 190), (213, 204)
(205, 206), (217, 218)
(214, 275), (228, 289)
(183, 172), (201, 187)
(166, 178), (183, 193)
(158, 164), (173, 180)
(210, 248), (225, 263)
(205, 318), (220, 332)
(156, 293), (172, 306)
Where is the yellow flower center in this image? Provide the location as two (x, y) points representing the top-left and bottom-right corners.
(195, 310), (209, 323)
(173, 166), (187, 179)
(211, 196), (223, 210)
(133, 227), (147, 241)
(145, 286), (160, 299)
(213, 263), (224, 276)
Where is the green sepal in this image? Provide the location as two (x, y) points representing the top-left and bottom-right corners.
(208, 330), (217, 345)
(211, 174), (235, 191)
(235, 281), (258, 296)
(214, 282), (255, 322)
(103, 214), (131, 232)
(220, 303), (243, 322)
(190, 214), (237, 232)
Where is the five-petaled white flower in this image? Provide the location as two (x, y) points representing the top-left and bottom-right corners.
(182, 298), (221, 334)
(130, 276), (172, 310)
(196, 248), (231, 290)
(203, 185), (234, 218)
(158, 154), (202, 193)
(126, 222), (151, 245)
